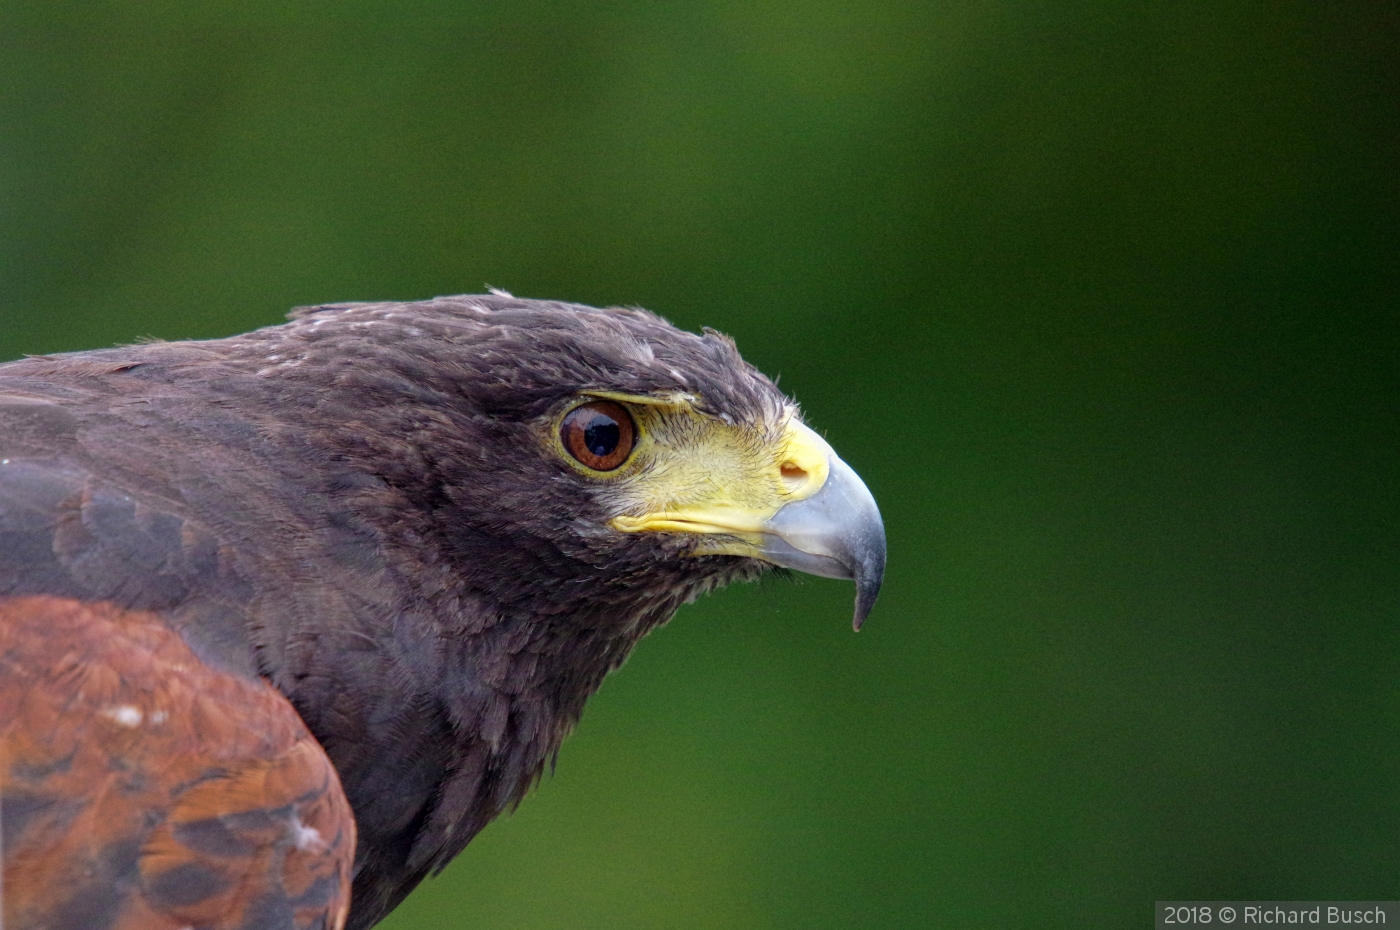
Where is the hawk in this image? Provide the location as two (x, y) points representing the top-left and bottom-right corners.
(0, 295), (884, 929)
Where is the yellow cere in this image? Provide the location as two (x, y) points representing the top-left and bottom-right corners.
(575, 391), (833, 556)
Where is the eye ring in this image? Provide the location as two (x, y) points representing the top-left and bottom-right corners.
(561, 400), (636, 471)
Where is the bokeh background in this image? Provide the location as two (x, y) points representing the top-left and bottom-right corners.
(3, 2), (1397, 927)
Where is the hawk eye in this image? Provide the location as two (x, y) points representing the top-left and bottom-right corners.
(561, 400), (636, 471)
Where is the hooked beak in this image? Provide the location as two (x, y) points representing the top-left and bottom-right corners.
(609, 415), (886, 630)
(757, 452), (886, 630)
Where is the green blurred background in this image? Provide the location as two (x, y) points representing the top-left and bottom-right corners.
(2, 2), (1396, 927)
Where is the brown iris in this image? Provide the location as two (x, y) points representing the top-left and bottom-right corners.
(561, 400), (636, 471)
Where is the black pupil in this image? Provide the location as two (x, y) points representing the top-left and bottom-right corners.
(583, 414), (620, 457)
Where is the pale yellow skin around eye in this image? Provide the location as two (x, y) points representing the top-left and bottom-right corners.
(548, 391), (834, 557)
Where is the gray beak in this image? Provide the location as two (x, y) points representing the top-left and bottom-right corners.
(758, 454), (887, 630)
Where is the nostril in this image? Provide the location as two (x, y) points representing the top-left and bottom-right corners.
(780, 461), (807, 484)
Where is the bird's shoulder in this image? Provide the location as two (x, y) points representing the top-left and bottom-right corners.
(0, 351), (508, 922)
(0, 595), (356, 930)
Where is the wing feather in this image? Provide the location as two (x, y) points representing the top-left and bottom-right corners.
(0, 596), (355, 930)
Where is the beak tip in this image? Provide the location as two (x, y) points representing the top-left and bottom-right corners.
(851, 568), (883, 632)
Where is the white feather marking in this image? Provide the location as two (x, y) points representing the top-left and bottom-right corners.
(292, 815), (327, 852)
(103, 705), (143, 727)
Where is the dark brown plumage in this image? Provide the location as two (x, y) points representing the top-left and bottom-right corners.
(0, 294), (884, 929)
